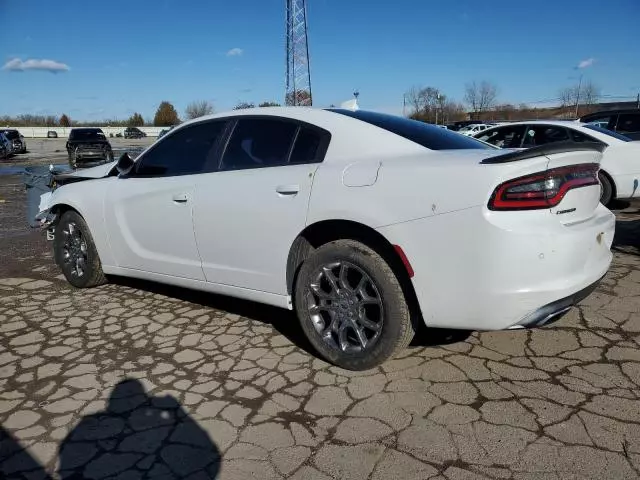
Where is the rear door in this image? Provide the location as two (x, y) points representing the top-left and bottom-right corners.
(192, 117), (330, 294)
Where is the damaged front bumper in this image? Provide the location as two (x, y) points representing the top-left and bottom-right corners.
(34, 209), (58, 240)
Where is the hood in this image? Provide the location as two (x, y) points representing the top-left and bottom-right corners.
(52, 160), (117, 183)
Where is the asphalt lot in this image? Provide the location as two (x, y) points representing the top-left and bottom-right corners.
(1, 141), (640, 479)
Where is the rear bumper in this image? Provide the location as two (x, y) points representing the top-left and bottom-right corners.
(511, 275), (603, 329)
(377, 203), (615, 331)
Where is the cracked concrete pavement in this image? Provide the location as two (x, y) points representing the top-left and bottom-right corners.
(1, 170), (640, 479)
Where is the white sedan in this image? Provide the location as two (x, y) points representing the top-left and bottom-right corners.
(36, 108), (615, 370)
(458, 124), (494, 136)
(473, 120), (640, 206)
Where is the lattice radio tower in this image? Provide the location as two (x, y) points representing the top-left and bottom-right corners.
(285, 0), (312, 106)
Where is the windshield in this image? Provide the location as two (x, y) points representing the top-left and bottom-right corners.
(70, 129), (105, 140)
(3, 130), (19, 140)
(329, 109), (495, 150)
(583, 124), (631, 142)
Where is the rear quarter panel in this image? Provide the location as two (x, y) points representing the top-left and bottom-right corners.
(307, 150), (550, 228)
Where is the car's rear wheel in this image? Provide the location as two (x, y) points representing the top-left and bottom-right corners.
(599, 172), (613, 207)
(294, 240), (414, 370)
(53, 211), (107, 288)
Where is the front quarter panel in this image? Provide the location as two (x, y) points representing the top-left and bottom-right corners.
(49, 178), (115, 267)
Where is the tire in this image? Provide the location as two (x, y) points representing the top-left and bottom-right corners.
(53, 210), (107, 288)
(69, 149), (78, 169)
(599, 172), (613, 207)
(294, 239), (414, 370)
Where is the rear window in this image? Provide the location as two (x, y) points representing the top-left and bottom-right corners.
(70, 129), (106, 140)
(3, 130), (19, 139)
(583, 125), (631, 142)
(329, 109), (494, 150)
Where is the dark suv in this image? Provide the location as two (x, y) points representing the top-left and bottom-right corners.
(2, 129), (27, 154)
(66, 128), (114, 168)
(579, 109), (640, 140)
(124, 127), (146, 139)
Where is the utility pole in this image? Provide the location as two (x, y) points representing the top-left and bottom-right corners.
(574, 73), (583, 118)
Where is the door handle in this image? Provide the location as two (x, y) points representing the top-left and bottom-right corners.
(172, 193), (189, 203)
(276, 185), (300, 196)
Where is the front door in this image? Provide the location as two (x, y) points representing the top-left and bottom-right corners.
(104, 119), (227, 280)
(193, 117), (330, 294)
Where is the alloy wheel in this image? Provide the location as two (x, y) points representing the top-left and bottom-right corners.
(62, 221), (88, 278)
(305, 261), (384, 353)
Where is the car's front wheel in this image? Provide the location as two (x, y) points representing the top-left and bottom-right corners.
(294, 239), (414, 370)
(53, 211), (107, 288)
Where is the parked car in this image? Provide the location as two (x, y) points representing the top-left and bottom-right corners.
(579, 109), (640, 140)
(445, 120), (485, 132)
(124, 127), (147, 139)
(47, 131), (58, 138)
(458, 124), (493, 136)
(36, 107), (614, 370)
(2, 129), (27, 154)
(0, 132), (12, 159)
(66, 128), (114, 169)
(473, 120), (640, 206)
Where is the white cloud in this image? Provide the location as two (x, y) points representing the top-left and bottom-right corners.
(226, 48), (243, 57)
(578, 58), (595, 69)
(3, 57), (70, 73)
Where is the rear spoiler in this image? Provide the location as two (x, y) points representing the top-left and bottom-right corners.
(481, 141), (606, 165)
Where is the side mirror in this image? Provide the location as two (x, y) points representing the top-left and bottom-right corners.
(116, 152), (135, 176)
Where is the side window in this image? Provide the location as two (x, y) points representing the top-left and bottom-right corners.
(476, 125), (526, 148)
(289, 127), (325, 164)
(522, 125), (569, 147)
(135, 121), (225, 176)
(571, 129), (599, 143)
(616, 114), (640, 134)
(221, 119), (297, 171)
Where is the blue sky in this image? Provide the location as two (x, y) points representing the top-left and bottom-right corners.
(1, 0), (638, 121)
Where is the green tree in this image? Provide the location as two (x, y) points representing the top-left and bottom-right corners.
(59, 114), (71, 127)
(258, 101), (281, 107)
(153, 101), (180, 126)
(127, 112), (144, 127)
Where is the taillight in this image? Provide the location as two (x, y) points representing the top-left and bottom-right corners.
(488, 163), (600, 211)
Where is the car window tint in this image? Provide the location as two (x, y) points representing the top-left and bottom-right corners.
(136, 121), (225, 176)
(522, 125), (569, 147)
(329, 109), (493, 150)
(571, 129), (598, 142)
(616, 113), (640, 134)
(289, 127), (323, 164)
(476, 125), (526, 148)
(221, 119), (297, 170)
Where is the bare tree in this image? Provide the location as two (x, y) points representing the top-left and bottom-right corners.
(405, 86), (445, 122)
(464, 81), (498, 113)
(580, 81), (600, 106)
(185, 100), (214, 120)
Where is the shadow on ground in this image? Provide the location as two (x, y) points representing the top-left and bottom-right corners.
(613, 218), (640, 256)
(0, 379), (221, 480)
(111, 276), (471, 359)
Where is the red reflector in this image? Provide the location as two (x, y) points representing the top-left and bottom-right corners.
(488, 163), (600, 211)
(393, 245), (414, 278)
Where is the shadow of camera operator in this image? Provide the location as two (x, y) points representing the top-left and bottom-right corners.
(0, 424), (52, 480)
(58, 378), (221, 479)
